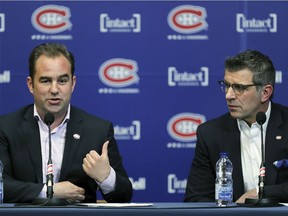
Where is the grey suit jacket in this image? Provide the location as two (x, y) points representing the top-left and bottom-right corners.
(0, 104), (132, 203)
(184, 102), (288, 202)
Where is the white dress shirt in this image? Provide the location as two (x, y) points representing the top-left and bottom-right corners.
(237, 101), (271, 192)
(33, 104), (116, 198)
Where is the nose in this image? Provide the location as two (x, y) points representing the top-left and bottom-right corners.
(225, 86), (236, 100)
(50, 81), (59, 95)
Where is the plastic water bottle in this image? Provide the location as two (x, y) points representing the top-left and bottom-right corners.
(0, 160), (3, 205)
(215, 152), (233, 207)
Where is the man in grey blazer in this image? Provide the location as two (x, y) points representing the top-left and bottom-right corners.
(184, 50), (288, 203)
(0, 43), (132, 204)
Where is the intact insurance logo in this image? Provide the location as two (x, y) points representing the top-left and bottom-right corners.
(276, 70), (283, 84)
(0, 70), (10, 83)
(114, 120), (141, 140)
(31, 5), (73, 40)
(98, 58), (140, 94)
(167, 174), (186, 194)
(0, 13), (5, 32)
(168, 66), (209, 87)
(167, 112), (206, 148)
(236, 13), (277, 33)
(100, 13), (141, 33)
(167, 5), (208, 40)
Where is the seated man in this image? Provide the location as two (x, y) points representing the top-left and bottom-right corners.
(184, 50), (288, 203)
(0, 43), (133, 203)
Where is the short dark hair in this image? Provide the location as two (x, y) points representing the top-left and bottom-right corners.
(29, 43), (75, 80)
(225, 50), (275, 88)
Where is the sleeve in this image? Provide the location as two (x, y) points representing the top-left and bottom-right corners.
(0, 120), (45, 203)
(100, 123), (133, 203)
(184, 124), (216, 202)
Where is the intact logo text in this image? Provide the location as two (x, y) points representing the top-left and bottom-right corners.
(0, 13), (5, 32)
(168, 174), (186, 194)
(236, 13), (277, 33)
(114, 120), (141, 140)
(168, 66), (209, 86)
(100, 13), (141, 33)
(0, 70), (10, 83)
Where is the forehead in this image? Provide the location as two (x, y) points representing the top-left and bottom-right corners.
(35, 55), (71, 77)
(224, 69), (253, 83)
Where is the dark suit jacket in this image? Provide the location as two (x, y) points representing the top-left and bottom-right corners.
(0, 104), (132, 203)
(184, 102), (288, 203)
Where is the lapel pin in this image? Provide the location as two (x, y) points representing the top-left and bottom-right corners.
(276, 136), (282, 140)
(73, 134), (80, 140)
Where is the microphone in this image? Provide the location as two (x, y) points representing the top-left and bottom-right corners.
(244, 112), (279, 207)
(32, 112), (68, 206)
(256, 112), (266, 200)
(44, 112), (55, 125)
(44, 112), (55, 199)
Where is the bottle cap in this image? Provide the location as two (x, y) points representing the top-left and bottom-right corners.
(220, 152), (228, 157)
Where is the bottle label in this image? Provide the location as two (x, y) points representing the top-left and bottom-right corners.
(0, 182), (3, 200)
(216, 184), (232, 201)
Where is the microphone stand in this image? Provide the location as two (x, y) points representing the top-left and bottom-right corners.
(244, 118), (279, 207)
(32, 119), (68, 206)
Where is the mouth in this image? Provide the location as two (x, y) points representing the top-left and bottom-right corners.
(47, 98), (61, 105)
(228, 104), (239, 111)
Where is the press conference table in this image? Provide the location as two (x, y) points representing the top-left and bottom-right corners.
(0, 202), (287, 216)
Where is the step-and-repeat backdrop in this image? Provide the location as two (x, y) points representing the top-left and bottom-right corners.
(0, 0), (287, 202)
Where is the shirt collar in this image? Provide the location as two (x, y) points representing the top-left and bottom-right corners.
(33, 104), (71, 125)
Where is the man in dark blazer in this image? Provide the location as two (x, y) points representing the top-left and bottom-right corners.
(0, 43), (132, 203)
(184, 50), (288, 203)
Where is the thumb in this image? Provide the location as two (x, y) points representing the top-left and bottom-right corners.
(101, 141), (109, 156)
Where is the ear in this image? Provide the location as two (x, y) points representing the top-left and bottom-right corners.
(261, 84), (273, 103)
(27, 76), (34, 94)
(71, 75), (76, 92)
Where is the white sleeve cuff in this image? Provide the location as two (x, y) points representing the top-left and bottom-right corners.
(97, 167), (116, 194)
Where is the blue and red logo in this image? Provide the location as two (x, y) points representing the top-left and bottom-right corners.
(99, 58), (139, 88)
(167, 113), (206, 142)
(168, 5), (208, 34)
(31, 5), (72, 34)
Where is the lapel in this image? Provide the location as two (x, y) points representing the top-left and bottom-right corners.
(224, 116), (245, 199)
(59, 107), (84, 181)
(21, 107), (43, 182)
(265, 103), (285, 185)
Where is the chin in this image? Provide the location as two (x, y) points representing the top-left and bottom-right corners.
(229, 112), (241, 119)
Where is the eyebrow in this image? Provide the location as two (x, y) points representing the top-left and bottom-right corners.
(223, 80), (247, 85)
(39, 74), (70, 80)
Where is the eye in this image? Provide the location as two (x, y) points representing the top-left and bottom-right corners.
(223, 81), (230, 88)
(233, 84), (245, 92)
(58, 77), (69, 85)
(40, 78), (51, 84)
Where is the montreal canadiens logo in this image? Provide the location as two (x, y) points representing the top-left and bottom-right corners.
(167, 113), (206, 142)
(31, 5), (72, 34)
(99, 58), (139, 87)
(167, 5), (208, 34)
